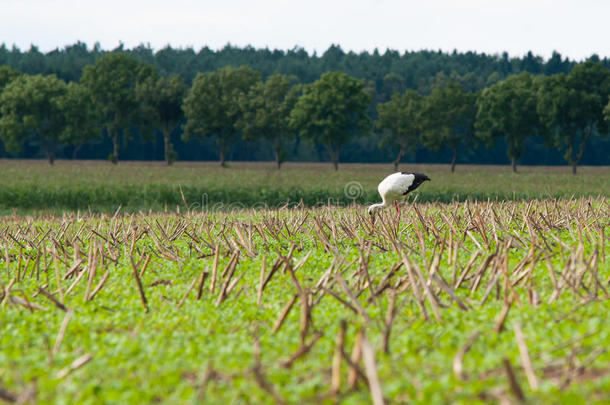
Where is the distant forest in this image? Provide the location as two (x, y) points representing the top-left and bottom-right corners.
(1, 42), (609, 167)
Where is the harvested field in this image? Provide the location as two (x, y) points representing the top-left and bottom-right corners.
(1, 197), (609, 403)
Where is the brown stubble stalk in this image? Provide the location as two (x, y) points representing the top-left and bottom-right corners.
(129, 241), (149, 312)
(37, 286), (68, 312)
(256, 256), (266, 307)
(220, 249), (239, 280)
(84, 243), (98, 302)
(53, 246), (65, 305)
(56, 353), (93, 379)
(272, 294), (298, 334)
(177, 275), (199, 309)
(138, 254), (152, 278)
(382, 290), (397, 354)
(453, 330), (481, 381)
(454, 249), (482, 290)
(209, 244), (220, 294)
(215, 250), (240, 306)
(361, 333), (385, 405)
(88, 269), (110, 301)
(3, 237), (11, 280)
(513, 322), (538, 391)
(52, 308), (74, 357)
(502, 357), (526, 402)
(259, 257), (282, 296)
(347, 329), (364, 389)
(494, 299), (513, 334)
(195, 268), (209, 301)
(283, 255), (311, 344)
(251, 330), (287, 404)
(400, 251), (441, 322)
(335, 273), (372, 324)
(331, 320), (347, 395)
(278, 331), (323, 369)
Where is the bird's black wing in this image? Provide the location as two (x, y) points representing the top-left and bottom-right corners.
(401, 172), (429, 195)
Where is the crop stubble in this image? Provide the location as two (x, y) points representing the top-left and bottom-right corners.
(0, 197), (609, 403)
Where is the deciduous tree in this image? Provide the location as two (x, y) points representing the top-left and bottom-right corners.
(59, 82), (101, 159)
(290, 71), (370, 170)
(182, 66), (261, 167)
(239, 73), (300, 169)
(0, 74), (67, 164)
(137, 74), (187, 165)
(0, 66), (21, 158)
(81, 53), (154, 164)
(421, 82), (477, 172)
(376, 90), (422, 171)
(537, 61), (610, 174)
(475, 72), (540, 173)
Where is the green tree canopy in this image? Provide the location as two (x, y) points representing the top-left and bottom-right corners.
(59, 82), (102, 159)
(0, 74), (67, 164)
(239, 73), (301, 169)
(0, 66), (22, 158)
(376, 90), (422, 171)
(420, 82), (477, 172)
(290, 71), (371, 170)
(475, 72), (540, 172)
(81, 53), (154, 163)
(0, 66), (21, 92)
(182, 65), (261, 167)
(537, 61), (610, 174)
(137, 74), (187, 165)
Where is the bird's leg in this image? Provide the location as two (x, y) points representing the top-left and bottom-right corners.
(394, 200), (401, 231)
(370, 214), (375, 230)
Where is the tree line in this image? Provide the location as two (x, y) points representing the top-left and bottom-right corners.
(0, 45), (609, 171)
(378, 64), (610, 174)
(5, 42), (602, 88)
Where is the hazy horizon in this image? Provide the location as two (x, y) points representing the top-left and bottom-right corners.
(2, 0), (609, 61)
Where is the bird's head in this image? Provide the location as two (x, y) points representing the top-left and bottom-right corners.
(367, 204), (383, 215)
(367, 204), (384, 225)
(415, 173), (431, 183)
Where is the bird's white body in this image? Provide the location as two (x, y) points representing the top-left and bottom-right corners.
(378, 172), (416, 204)
(368, 172), (430, 216)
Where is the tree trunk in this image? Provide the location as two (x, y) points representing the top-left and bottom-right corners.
(511, 157), (517, 173)
(566, 137), (576, 175)
(274, 147), (282, 170)
(112, 131), (119, 164)
(44, 139), (55, 165)
(219, 145), (227, 167)
(163, 130), (171, 166)
(393, 147), (405, 172)
(450, 148), (458, 173)
(72, 143), (83, 160)
(329, 146), (340, 171)
(571, 125), (592, 175)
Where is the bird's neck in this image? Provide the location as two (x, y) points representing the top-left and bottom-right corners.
(369, 202), (388, 212)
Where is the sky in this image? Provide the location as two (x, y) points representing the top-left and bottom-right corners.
(1, 0), (609, 61)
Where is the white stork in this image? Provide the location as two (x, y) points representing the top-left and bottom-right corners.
(368, 172), (431, 225)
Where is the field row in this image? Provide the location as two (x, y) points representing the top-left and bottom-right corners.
(1, 161), (609, 214)
(1, 197), (609, 403)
